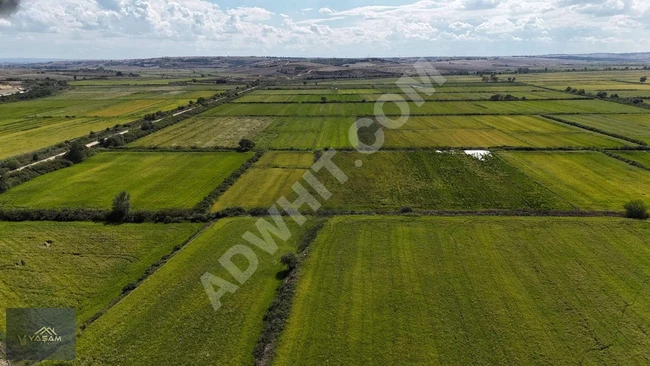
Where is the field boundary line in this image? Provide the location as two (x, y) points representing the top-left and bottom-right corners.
(541, 115), (647, 146)
(252, 219), (327, 366)
(79, 221), (213, 332)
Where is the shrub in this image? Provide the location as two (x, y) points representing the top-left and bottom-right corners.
(281, 252), (298, 271)
(111, 191), (132, 222)
(238, 138), (255, 151)
(3, 159), (21, 171)
(101, 134), (126, 148)
(64, 141), (90, 163)
(624, 200), (648, 219)
(141, 121), (155, 131)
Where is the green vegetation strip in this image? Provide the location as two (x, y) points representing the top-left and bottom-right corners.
(0, 221), (202, 338)
(0, 151), (253, 211)
(274, 216), (650, 365)
(77, 217), (315, 365)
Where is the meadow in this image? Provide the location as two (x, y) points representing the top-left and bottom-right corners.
(274, 216), (650, 365)
(254, 117), (354, 150)
(204, 99), (649, 117)
(215, 151), (571, 211)
(0, 221), (201, 337)
(0, 151), (252, 210)
(213, 152), (313, 211)
(76, 217), (316, 366)
(382, 115), (631, 148)
(499, 151), (650, 210)
(0, 84), (222, 159)
(552, 114), (650, 144)
(130, 116), (274, 148)
(610, 150), (650, 167)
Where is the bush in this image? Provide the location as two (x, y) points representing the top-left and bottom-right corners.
(111, 191), (132, 222)
(3, 159), (21, 171)
(64, 141), (90, 163)
(141, 121), (155, 131)
(238, 138), (255, 152)
(624, 200), (648, 219)
(101, 134), (126, 148)
(281, 252), (298, 271)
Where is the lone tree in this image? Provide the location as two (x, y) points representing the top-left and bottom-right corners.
(238, 138), (255, 151)
(641, 76), (647, 83)
(281, 253), (298, 271)
(64, 141), (90, 163)
(321, 96), (328, 103)
(111, 191), (131, 222)
(624, 200), (648, 220)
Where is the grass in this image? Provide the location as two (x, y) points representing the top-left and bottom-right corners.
(76, 217), (315, 366)
(0, 84), (221, 159)
(215, 151), (570, 211)
(499, 151), (650, 210)
(552, 114), (650, 144)
(0, 151), (252, 210)
(382, 115), (630, 148)
(213, 152), (314, 211)
(203, 100), (649, 117)
(129, 116), (273, 148)
(256, 151), (314, 168)
(609, 150), (650, 167)
(0, 221), (201, 338)
(254, 117), (354, 150)
(274, 216), (650, 365)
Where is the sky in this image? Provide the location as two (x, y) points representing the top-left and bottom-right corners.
(0, 0), (648, 59)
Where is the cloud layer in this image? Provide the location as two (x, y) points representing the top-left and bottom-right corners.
(0, 0), (648, 58)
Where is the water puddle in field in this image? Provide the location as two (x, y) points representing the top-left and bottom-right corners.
(464, 150), (492, 161)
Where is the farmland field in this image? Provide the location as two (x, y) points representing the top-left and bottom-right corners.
(608, 150), (650, 168)
(551, 114), (650, 144)
(0, 221), (201, 336)
(77, 217), (316, 365)
(130, 116), (273, 148)
(216, 151), (571, 211)
(213, 152), (313, 211)
(0, 84), (222, 159)
(382, 115), (631, 148)
(499, 151), (650, 210)
(274, 216), (650, 365)
(205, 99), (649, 117)
(0, 151), (252, 210)
(254, 117), (354, 149)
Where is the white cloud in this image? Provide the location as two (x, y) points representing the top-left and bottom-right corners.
(449, 21), (473, 30)
(0, 0), (646, 58)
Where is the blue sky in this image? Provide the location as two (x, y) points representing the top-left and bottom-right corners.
(0, 0), (648, 59)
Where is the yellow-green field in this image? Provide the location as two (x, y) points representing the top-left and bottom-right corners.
(0, 151), (252, 210)
(275, 216), (650, 365)
(77, 217), (316, 365)
(213, 152), (313, 211)
(0, 221), (201, 336)
(499, 151), (650, 210)
(130, 116), (273, 148)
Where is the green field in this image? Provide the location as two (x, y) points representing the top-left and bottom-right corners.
(236, 90), (581, 103)
(274, 216), (650, 365)
(77, 217), (315, 365)
(254, 117), (354, 149)
(0, 84), (221, 159)
(213, 152), (314, 211)
(610, 150), (650, 167)
(0, 151), (252, 210)
(552, 114), (650, 144)
(383, 115), (630, 148)
(215, 151), (570, 211)
(0, 221), (201, 337)
(499, 151), (650, 210)
(130, 116), (273, 148)
(204, 100), (649, 117)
